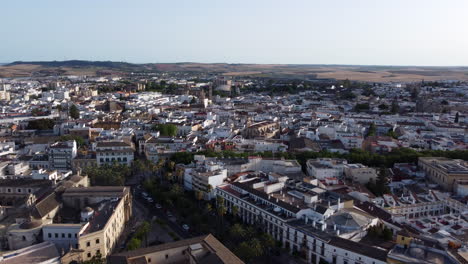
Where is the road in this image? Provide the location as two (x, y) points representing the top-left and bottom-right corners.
(132, 187), (191, 240)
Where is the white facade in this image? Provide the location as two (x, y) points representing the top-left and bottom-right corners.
(95, 141), (134, 166)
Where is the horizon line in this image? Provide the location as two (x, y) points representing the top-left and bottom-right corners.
(2, 60), (468, 68)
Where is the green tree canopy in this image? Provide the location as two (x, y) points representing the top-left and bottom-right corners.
(152, 124), (178, 137)
(69, 104), (80, 119)
(59, 135), (85, 147)
(27, 119), (55, 130)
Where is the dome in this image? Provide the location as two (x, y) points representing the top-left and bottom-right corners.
(409, 247), (425, 259)
(82, 206), (93, 213)
(19, 219), (42, 229)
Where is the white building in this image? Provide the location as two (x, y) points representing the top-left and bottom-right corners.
(184, 155), (227, 200)
(95, 141), (134, 166)
(49, 141), (77, 171)
(306, 158), (347, 180)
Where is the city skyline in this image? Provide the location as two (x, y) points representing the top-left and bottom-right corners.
(2, 0), (468, 66)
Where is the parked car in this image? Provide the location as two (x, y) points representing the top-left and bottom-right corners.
(182, 224), (190, 231)
(155, 203), (162, 209)
(167, 212), (173, 218)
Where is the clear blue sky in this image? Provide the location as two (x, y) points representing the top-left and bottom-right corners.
(2, 0), (467, 66)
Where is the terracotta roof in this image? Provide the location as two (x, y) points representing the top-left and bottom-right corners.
(109, 234), (243, 264)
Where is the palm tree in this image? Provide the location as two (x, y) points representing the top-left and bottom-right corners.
(249, 238), (264, 258)
(195, 191), (204, 208)
(217, 204), (227, 235)
(229, 223), (245, 241)
(164, 172), (173, 183)
(232, 205), (239, 219)
(207, 184), (213, 199)
(205, 203), (213, 214)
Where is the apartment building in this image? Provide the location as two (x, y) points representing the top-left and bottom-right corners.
(49, 141), (77, 171)
(344, 164), (378, 184)
(306, 158), (347, 180)
(183, 155), (227, 200)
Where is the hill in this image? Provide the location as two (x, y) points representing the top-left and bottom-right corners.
(1, 60), (468, 82)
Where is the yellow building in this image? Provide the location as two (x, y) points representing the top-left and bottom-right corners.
(418, 157), (468, 191)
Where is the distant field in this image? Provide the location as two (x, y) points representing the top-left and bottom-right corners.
(1, 61), (468, 82)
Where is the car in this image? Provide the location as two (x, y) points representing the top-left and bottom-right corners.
(167, 212), (173, 218)
(155, 204), (162, 209)
(146, 197), (153, 203)
(142, 192), (148, 197)
(182, 224), (189, 231)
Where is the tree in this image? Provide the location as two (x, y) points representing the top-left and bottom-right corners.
(229, 223), (246, 241)
(195, 191), (204, 208)
(248, 238), (264, 258)
(205, 203), (213, 214)
(170, 152), (194, 165)
(366, 123), (377, 137)
(235, 241), (255, 261)
(152, 124), (178, 137)
(81, 253), (105, 264)
(59, 135), (85, 147)
(232, 205), (239, 219)
(391, 99), (399, 114)
(126, 237), (142, 250)
(382, 227), (393, 241)
(69, 104), (80, 119)
(386, 129), (398, 139)
(378, 103), (388, 110)
(84, 164), (131, 186)
(27, 119), (55, 130)
(366, 167), (390, 196)
(354, 103), (370, 112)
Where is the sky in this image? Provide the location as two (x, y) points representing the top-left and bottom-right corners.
(1, 0), (468, 66)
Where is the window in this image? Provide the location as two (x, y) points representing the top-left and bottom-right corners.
(165, 254), (169, 259)
(87, 241), (90, 247)
(62, 233), (65, 238)
(55, 233), (58, 238)
(22, 236), (26, 241)
(17, 189), (21, 193)
(87, 253), (91, 258)
(7, 188), (11, 193)
(68, 233), (72, 238)
(96, 239), (100, 244)
(48, 233), (52, 238)
(96, 249), (100, 255)
(148, 258), (151, 263)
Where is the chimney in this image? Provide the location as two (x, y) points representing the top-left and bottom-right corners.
(313, 220), (316, 227)
(334, 224), (337, 231)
